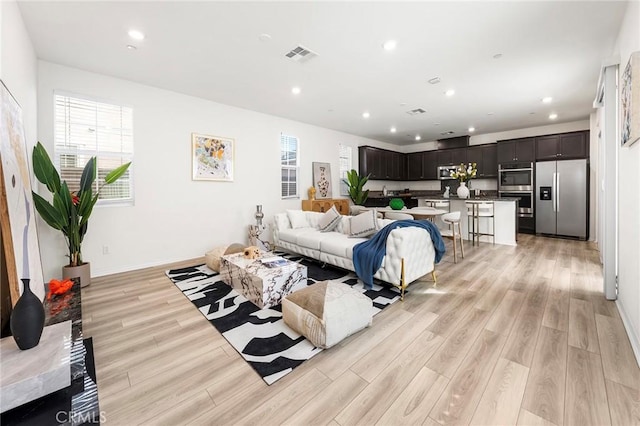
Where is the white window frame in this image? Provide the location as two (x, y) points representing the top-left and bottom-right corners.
(339, 144), (353, 196)
(54, 91), (134, 206)
(280, 133), (299, 199)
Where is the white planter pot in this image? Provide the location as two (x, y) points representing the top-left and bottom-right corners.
(63, 262), (91, 288)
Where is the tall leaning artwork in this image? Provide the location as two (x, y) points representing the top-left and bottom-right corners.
(0, 80), (45, 303)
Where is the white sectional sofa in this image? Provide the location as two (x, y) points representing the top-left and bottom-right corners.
(273, 211), (437, 294)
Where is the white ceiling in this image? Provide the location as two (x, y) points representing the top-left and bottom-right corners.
(17, 1), (628, 145)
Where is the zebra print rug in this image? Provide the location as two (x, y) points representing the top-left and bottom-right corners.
(165, 254), (401, 385)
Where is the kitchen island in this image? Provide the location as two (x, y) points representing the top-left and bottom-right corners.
(416, 196), (518, 246)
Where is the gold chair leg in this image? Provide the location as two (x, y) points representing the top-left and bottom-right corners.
(452, 223), (457, 264)
(431, 270), (437, 287)
(459, 223), (465, 258)
(400, 258), (406, 301)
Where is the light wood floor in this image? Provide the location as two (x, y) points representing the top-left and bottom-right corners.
(83, 234), (640, 425)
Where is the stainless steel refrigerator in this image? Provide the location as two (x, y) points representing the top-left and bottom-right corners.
(535, 159), (588, 239)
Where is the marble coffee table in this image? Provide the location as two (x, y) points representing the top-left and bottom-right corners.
(220, 252), (307, 309)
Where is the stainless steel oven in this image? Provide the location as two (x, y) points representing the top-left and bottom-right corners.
(499, 191), (534, 217)
(499, 162), (533, 191)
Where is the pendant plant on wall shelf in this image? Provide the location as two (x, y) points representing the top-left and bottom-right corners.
(31, 142), (131, 267)
(344, 169), (370, 205)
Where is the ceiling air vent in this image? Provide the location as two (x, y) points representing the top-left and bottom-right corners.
(285, 45), (318, 63)
(406, 108), (426, 116)
(440, 131), (455, 136)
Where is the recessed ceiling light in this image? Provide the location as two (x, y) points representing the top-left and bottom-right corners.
(445, 89), (455, 97)
(549, 113), (558, 120)
(291, 86), (301, 95)
(382, 40), (397, 51)
(428, 77), (441, 85)
(493, 53), (503, 59)
(362, 112), (370, 119)
(128, 29), (145, 41)
(390, 127), (397, 133)
(542, 97), (553, 103)
(434, 122), (441, 126)
(400, 102), (407, 106)
(487, 112), (494, 115)
(415, 135), (421, 141)
(126, 45), (137, 50)
(468, 127), (475, 132)
(259, 33), (272, 42)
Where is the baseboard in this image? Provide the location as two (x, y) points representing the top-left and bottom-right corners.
(616, 299), (640, 367)
(91, 256), (204, 278)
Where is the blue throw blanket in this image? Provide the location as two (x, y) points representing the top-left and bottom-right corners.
(353, 220), (446, 289)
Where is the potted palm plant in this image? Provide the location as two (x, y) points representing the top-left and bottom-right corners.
(343, 169), (370, 205)
(31, 142), (131, 287)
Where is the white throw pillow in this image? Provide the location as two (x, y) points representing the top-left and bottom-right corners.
(318, 205), (342, 232)
(349, 210), (379, 238)
(287, 210), (309, 229)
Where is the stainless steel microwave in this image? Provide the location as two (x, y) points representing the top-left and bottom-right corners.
(437, 165), (457, 180)
(498, 163), (533, 191)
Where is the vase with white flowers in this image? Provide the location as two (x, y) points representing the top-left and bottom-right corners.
(31, 142), (131, 287)
(450, 162), (477, 199)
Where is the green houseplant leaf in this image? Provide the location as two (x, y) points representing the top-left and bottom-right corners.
(31, 142), (132, 267)
(343, 169), (370, 206)
(104, 162), (131, 184)
(32, 141), (61, 193)
(79, 157), (97, 194)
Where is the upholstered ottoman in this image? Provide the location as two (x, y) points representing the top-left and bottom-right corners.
(205, 243), (245, 272)
(282, 280), (373, 349)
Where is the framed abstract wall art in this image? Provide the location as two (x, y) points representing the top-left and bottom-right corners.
(621, 51), (640, 147)
(312, 162), (332, 199)
(0, 80), (45, 304)
(192, 133), (234, 181)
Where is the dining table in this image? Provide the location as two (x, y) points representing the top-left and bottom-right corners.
(373, 207), (448, 221)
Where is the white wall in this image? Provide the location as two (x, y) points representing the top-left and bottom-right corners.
(36, 61), (399, 278)
(614, 0), (640, 363)
(0, 0), (40, 298)
(1, 0), (37, 146)
(589, 112), (599, 243)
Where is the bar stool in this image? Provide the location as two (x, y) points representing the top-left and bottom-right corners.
(425, 200), (450, 228)
(466, 201), (495, 246)
(424, 200), (451, 211)
(440, 211), (464, 263)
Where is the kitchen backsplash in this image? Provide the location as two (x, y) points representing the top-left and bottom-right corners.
(366, 178), (498, 192)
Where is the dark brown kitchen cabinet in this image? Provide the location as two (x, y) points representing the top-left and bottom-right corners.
(450, 148), (467, 165)
(359, 146), (381, 179)
(423, 151), (438, 180)
(466, 146), (483, 168)
(483, 144), (498, 177)
(406, 152), (423, 180)
(536, 131), (589, 160)
(465, 144), (497, 178)
(437, 150), (452, 166)
(358, 146), (405, 180)
(406, 151), (437, 180)
(497, 137), (535, 164)
(437, 147), (466, 166)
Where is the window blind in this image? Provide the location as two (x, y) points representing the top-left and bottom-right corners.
(280, 134), (299, 198)
(339, 144), (352, 196)
(54, 94), (134, 203)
